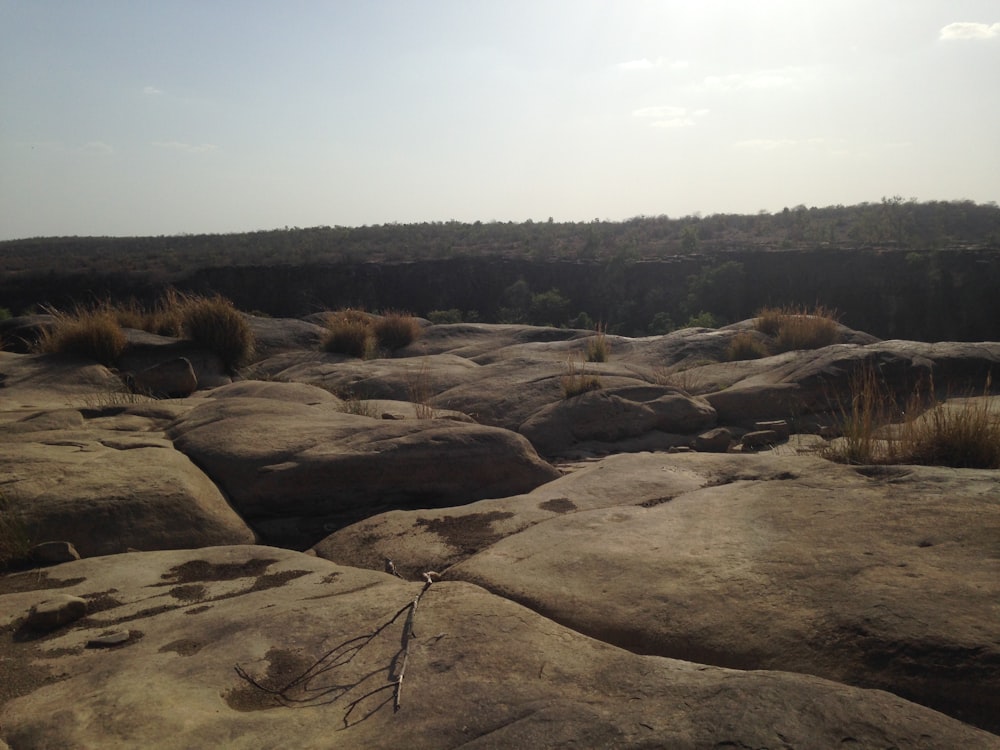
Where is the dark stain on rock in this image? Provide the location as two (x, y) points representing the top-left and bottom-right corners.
(159, 638), (204, 656)
(0, 624), (73, 708)
(415, 511), (515, 554)
(169, 584), (206, 602)
(539, 497), (576, 514)
(185, 605), (213, 615)
(639, 496), (674, 508)
(0, 573), (87, 597)
(156, 558), (278, 585)
(854, 465), (912, 481)
(225, 648), (315, 712)
(81, 589), (124, 614)
(248, 570), (310, 592)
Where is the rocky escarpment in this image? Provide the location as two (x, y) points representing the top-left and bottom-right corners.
(1, 317), (999, 747)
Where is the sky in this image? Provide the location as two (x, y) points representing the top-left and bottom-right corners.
(1, 0), (998, 240)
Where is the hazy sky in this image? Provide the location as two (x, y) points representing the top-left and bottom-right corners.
(1, 1), (998, 239)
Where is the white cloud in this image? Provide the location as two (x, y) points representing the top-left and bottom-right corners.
(82, 141), (114, 154)
(689, 67), (806, 93)
(143, 85), (163, 95)
(633, 106), (708, 129)
(733, 138), (797, 151)
(615, 58), (689, 72)
(939, 22), (1000, 40)
(152, 141), (218, 153)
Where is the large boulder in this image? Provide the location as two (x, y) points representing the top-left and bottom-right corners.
(166, 394), (560, 548)
(319, 452), (1000, 734)
(519, 384), (716, 456)
(0, 546), (994, 749)
(0, 414), (256, 557)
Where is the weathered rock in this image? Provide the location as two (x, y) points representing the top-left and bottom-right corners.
(741, 429), (780, 449)
(24, 594), (87, 631)
(694, 426), (734, 452)
(755, 419), (790, 440)
(519, 385), (716, 456)
(1, 428), (256, 558)
(0, 546), (994, 749)
(28, 542), (80, 565)
(166, 395), (559, 548)
(436, 454), (1000, 733)
(130, 357), (197, 398)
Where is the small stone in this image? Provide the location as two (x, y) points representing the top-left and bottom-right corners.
(741, 430), (780, 450)
(28, 541), (81, 565)
(754, 420), (790, 440)
(695, 427), (734, 453)
(26, 594), (87, 631)
(87, 631), (131, 648)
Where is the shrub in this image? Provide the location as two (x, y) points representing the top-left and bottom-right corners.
(372, 311), (422, 351)
(824, 367), (1000, 469)
(901, 376), (1000, 469)
(585, 323), (609, 363)
(755, 305), (840, 353)
(427, 308), (464, 324)
(180, 294), (255, 369)
(561, 359), (603, 398)
(684, 311), (717, 329)
(321, 314), (375, 358)
(0, 491), (30, 571)
(36, 304), (127, 366)
(726, 331), (769, 361)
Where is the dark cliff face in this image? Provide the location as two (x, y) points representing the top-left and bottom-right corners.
(3, 249), (999, 342)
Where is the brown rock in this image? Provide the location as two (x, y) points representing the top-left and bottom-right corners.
(741, 429), (780, 449)
(25, 594), (87, 631)
(130, 357), (197, 398)
(694, 427), (734, 452)
(28, 541), (81, 565)
(0, 546), (993, 749)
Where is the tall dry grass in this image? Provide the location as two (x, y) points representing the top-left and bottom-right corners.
(180, 294), (255, 369)
(36, 304), (128, 366)
(755, 305), (841, 353)
(824, 366), (1000, 469)
(586, 323), (610, 363)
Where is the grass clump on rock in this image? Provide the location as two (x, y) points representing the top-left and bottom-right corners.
(726, 331), (769, 361)
(755, 305), (840, 353)
(0, 491), (30, 571)
(561, 359), (603, 398)
(372, 311), (423, 352)
(585, 323), (610, 363)
(320, 309), (422, 358)
(179, 294), (255, 370)
(36, 303), (128, 366)
(825, 367), (1000, 469)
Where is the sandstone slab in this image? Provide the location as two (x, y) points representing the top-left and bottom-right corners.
(1, 546), (994, 749)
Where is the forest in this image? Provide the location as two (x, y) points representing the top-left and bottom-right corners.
(1, 198), (999, 341)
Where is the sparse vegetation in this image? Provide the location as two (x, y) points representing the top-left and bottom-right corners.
(755, 305), (840, 353)
(726, 331), (769, 361)
(320, 309), (422, 358)
(372, 311), (423, 351)
(180, 293), (255, 370)
(824, 367), (1000, 469)
(586, 323), (609, 363)
(561, 358), (603, 398)
(35, 303), (128, 366)
(0, 490), (30, 571)
(321, 314), (376, 358)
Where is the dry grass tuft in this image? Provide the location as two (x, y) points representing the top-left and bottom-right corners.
(36, 304), (128, 366)
(726, 331), (769, 361)
(824, 367), (1000, 469)
(561, 358), (603, 398)
(585, 323), (610, 363)
(373, 311), (423, 352)
(320, 311), (376, 358)
(0, 490), (30, 571)
(755, 305), (840, 353)
(180, 294), (255, 369)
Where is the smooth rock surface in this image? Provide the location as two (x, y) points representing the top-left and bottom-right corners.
(1, 546), (994, 750)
